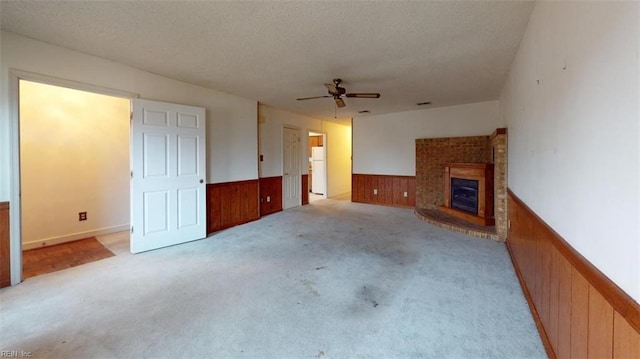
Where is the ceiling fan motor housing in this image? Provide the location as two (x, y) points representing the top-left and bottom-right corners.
(333, 78), (346, 94)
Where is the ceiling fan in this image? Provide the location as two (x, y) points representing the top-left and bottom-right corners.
(296, 78), (380, 108)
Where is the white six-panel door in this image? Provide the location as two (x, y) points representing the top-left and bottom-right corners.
(283, 127), (301, 209)
(131, 99), (206, 253)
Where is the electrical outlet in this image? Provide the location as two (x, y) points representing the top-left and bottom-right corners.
(267, 196), (271, 202)
(403, 191), (408, 197)
(373, 189), (378, 195)
(79, 212), (87, 221)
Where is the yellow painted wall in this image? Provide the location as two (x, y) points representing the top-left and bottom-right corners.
(19, 80), (130, 247)
(323, 121), (352, 198)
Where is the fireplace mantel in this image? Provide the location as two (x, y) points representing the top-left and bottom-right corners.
(439, 163), (494, 226)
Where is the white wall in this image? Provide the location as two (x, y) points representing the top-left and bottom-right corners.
(0, 31), (258, 204)
(259, 105), (352, 198)
(500, 2), (640, 302)
(259, 105), (321, 178)
(20, 81), (130, 247)
(352, 101), (502, 176)
(324, 121), (352, 197)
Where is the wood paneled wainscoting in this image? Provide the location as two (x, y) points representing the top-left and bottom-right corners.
(207, 180), (260, 234)
(508, 189), (640, 358)
(352, 174), (416, 208)
(259, 176), (283, 216)
(1, 202), (10, 288)
(302, 174), (309, 205)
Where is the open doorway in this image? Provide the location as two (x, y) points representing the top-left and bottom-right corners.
(308, 131), (327, 203)
(18, 80), (130, 279)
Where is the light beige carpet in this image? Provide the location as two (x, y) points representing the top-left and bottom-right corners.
(1, 198), (545, 358)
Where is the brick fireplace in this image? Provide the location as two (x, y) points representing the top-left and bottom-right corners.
(415, 128), (507, 240)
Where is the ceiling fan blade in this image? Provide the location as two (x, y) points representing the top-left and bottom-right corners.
(324, 83), (339, 95)
(297, 95), (332, 101)
(334, 97), (346, 108)
(345, 93), (381, 98)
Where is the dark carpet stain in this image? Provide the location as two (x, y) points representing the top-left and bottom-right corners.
(357, 285), (383, 308)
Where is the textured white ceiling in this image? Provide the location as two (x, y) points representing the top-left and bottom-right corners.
(0, 1), (534, 121)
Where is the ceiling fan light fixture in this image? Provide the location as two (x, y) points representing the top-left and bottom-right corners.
(297, 79), (380, 109)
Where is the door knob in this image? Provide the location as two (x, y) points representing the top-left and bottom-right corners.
(199, 179), (204, 183)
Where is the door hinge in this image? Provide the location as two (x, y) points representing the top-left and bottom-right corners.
(130, 112), (133, 121)
(131, 226), (134, 234)
(130, 171), (133, 179)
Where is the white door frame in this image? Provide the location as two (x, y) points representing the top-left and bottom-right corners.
(7, 69), (138, 285)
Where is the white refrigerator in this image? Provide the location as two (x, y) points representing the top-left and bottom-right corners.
(311, 147), (325, 195)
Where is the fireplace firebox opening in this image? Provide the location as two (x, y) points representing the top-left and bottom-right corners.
(450, 178), (479, 215)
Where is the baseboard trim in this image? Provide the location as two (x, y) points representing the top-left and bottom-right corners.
(22, 224), (129, 250)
